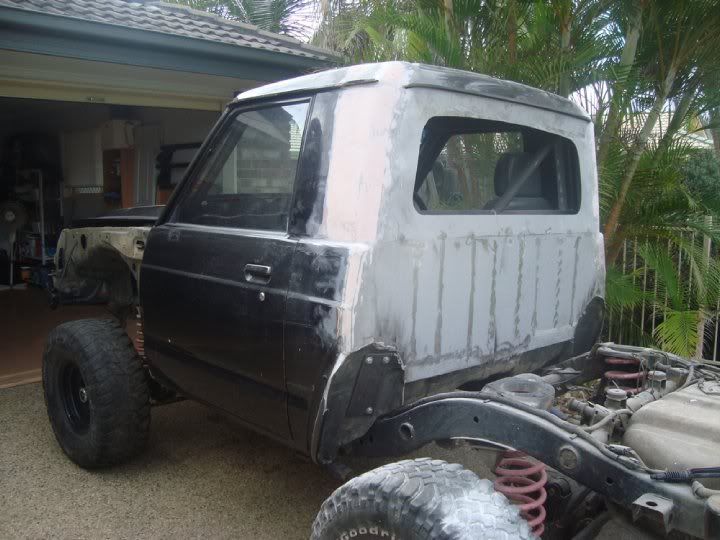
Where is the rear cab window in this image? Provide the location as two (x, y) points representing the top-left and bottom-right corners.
(413, 117), (580, 214)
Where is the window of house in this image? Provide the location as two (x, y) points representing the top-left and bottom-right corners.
(173, 101), (310, 230)
(413, 117), (580, 214)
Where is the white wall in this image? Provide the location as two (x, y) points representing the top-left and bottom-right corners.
(131, 108), (219, 205)
(133, 108), (219, 146)
(0, 50), (254, 111)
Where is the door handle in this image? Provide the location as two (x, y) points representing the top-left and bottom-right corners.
(244, 264), (272, 284)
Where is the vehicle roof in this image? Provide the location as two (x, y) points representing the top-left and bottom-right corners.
(72, 205), (165, 228)
(234, 61), (590, 121)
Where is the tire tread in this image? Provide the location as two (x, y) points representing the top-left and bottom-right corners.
(43, 318), (150, 468)
(312, 458), (532, 540)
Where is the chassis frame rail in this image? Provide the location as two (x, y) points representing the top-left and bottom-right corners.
(353, 391), (711, 538)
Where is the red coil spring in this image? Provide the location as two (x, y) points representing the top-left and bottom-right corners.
(135, 306), (145, 358)
(494, 450), (547, 537)
(604, 356), (644, 394)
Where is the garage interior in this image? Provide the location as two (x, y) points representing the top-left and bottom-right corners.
(0, 96), (220, 387)
(0, 0), (335, 389)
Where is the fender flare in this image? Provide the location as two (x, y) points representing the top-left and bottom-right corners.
(311, 343), (404, 464)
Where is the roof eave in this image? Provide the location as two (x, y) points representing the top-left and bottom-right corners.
(0, 5), (337, 80)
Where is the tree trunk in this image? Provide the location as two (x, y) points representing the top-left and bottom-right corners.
(507, 0), (517, 64)
(604, 65), (679, 264)
(558, 13), (572, 97)
(657, 82), (696, 155)
(443, 0), (453, 39)
(596, 6), (643, 170)
(696, 216), (712, 359)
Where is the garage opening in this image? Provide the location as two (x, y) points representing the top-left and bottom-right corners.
(0, 97), (220, 387)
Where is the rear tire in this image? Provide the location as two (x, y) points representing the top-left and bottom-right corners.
(42, 318), (150, 468)
(312, 458), (532, 540)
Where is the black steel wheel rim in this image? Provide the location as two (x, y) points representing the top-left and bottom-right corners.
(60, 362), (91, 433)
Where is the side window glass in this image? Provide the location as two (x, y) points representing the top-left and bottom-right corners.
(414, 117), (580, 214)
(174, 101), (309, 230)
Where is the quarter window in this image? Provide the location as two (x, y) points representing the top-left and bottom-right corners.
(174, 101), (310, 230)
(414, 117), (580, 214)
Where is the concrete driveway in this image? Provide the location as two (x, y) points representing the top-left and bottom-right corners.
(0, 383), (643, 539)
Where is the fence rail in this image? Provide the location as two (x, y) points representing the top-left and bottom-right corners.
(604, 222), (720, 360)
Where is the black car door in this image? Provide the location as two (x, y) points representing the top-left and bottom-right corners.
(140, 99), (311, 438)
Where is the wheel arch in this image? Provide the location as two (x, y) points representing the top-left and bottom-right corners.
(55, 241), (137, 320)
(311, 343), (405, 464)
(79, 245), (136, 317)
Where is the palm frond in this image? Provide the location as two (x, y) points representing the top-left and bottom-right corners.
(653, 308), (701, 356)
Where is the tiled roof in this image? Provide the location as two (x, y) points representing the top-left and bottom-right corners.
(0, 0), (336, 62)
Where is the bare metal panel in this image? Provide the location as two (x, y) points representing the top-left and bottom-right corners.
(311, 65), (604, 387)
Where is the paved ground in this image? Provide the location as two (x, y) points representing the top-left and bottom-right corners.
(0, 383), (642, 539)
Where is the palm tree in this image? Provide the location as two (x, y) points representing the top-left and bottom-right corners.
(166, 0), (319, 39)
(600, 0), (720, 265)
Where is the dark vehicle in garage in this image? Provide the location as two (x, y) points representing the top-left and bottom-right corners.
(44, 62), (720, 539)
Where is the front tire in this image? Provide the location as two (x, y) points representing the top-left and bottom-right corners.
(43, 318), (150, 468)
(312, 458), (532, 540)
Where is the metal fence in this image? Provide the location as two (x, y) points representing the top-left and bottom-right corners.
(604, 226), (720, 360)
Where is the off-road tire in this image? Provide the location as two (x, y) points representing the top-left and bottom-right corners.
(312, 458), (532, 540)
(42, 318), (150, 468)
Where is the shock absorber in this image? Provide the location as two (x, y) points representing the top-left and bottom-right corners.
(494, 450), (548, 537)
(604, 355), (645, 394)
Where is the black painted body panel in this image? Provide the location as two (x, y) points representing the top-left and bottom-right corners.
(72, 205), (165, 228)
(141, 223), (297, 437)
(284, 241), (347, 448)
(140, 90), (347, 451)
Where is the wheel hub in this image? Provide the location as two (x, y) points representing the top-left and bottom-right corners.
(60, 363), (91, 433)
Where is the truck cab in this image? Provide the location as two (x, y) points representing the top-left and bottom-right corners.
(52, 61), (604, 463)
